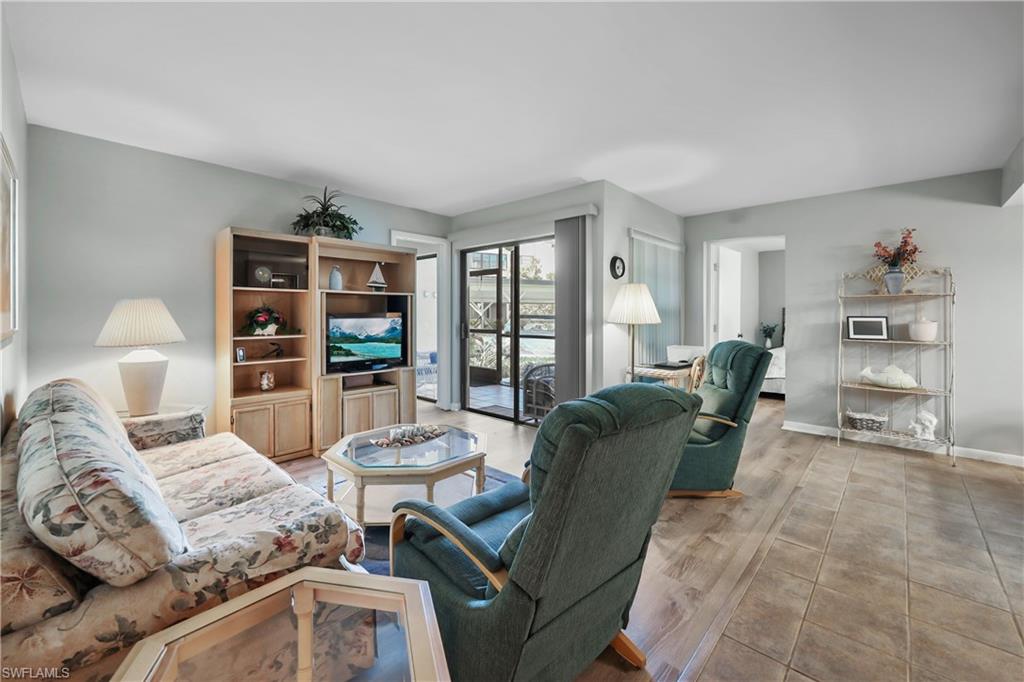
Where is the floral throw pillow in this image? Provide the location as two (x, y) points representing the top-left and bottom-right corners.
(17, 412), (188, 587)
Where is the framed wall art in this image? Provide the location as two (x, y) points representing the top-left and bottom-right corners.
(1, 136), (18, 344)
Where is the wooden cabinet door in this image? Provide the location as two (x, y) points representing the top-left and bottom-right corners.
(318, 377), (342, 449)
(342, 393), (373, 434)
(372, 389), (400, 429)
(274, 399), (311, 456)
(232, 404), (274, 456)
(397, 369), (417, 423)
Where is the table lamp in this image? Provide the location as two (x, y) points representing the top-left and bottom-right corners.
(95, 298), (185, 416)
(608, 283), (661, 382)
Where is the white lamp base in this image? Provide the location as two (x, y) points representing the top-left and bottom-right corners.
(118, 348), (169, 416)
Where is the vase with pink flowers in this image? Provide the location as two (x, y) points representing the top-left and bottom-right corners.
(873, 228), (922, 294)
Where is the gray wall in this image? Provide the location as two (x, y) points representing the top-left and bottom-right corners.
(602, 182), (685, 384)
(758, 249), (785, 345)
(27, 126), (451, 413)
(1, 16), (29, 431)
(684, 170), (1023, 458)
(1001, 137), (1023, 205)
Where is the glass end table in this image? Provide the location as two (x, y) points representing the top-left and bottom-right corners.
(322, 424), (487, 526)
(113, 567), (449, 682)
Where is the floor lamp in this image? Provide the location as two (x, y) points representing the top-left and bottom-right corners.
(608, 283), (661, 381)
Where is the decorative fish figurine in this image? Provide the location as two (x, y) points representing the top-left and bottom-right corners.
(859, 365), (918, 390)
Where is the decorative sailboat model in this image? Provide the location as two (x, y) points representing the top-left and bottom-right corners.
(366, 262), (388, 290)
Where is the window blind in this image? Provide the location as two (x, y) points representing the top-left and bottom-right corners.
(630, 230), (682, 365)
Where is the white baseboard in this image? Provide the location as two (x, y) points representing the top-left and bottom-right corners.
(781, 421), (1023, 468)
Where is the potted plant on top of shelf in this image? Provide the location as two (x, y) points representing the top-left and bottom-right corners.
(292, 187), (363, 239)
(873, 228), (922, 294)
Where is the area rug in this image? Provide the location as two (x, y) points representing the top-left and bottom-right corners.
(360, 466), (519, 575)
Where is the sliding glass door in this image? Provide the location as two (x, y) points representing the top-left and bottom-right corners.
(462, 238), (556, 423)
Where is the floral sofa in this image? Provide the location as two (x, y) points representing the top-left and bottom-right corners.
(1, 379), (364, 681)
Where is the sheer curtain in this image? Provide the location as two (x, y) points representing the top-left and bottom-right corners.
(630, 229), (683, 365)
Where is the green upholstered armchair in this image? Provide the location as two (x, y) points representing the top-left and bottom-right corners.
(390, 383), (702, 681)
(669, 340), (771, 498)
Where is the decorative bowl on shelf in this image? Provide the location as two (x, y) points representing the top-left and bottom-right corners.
(908, 318), (938, 341)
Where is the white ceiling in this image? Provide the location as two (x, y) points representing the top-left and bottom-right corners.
(5, 2), (1022, 217)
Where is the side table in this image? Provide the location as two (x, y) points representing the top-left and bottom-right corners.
(113, 566), (449, 681)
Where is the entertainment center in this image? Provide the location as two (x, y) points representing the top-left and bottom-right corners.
(214, 227), (417, 461)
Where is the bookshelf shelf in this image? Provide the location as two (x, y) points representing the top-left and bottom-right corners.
(234, 357), (307, 367)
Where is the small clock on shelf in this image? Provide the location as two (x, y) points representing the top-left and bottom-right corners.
(254, 265), (273, 286)
(610, 256), (626, 279)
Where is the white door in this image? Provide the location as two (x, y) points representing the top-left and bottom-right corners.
(717, 246), (743, 342)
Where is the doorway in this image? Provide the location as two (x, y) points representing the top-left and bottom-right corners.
(461, 238), (556, 423)
(716, 245), (743, 342)
(704, 236), (787, 398)
(415, 254), (438, 401)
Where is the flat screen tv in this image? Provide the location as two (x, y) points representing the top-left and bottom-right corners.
(325, 313), (406, 373)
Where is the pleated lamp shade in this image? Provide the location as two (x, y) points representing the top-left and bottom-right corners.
(608, 283), (661, 325)
(95, 298), (185, 348)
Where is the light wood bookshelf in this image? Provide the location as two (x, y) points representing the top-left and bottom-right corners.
(215, 228), (418, 462)
(310, 236), (418, 454)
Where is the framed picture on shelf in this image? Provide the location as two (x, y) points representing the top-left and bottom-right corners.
(847, 315), (888, 340)
(235, 347), (247, 363)
(271, 272), (299, 289)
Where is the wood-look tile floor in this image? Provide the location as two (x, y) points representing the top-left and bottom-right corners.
(283, 397), (1024, 682)
(696, 437), (1024, 682)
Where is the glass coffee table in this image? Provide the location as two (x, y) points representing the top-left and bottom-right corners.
(323, 424), (487, 526)
(113, 566), (448, 681)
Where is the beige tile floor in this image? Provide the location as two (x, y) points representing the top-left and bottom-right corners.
(697, 441), (1024, 682)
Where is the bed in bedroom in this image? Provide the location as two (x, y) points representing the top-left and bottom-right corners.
(762, 345), (785, 395)
(760, 306), (785, 396)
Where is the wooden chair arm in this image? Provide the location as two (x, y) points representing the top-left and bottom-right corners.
(390, 508), (509, 593)
(696, 413), (739, 428)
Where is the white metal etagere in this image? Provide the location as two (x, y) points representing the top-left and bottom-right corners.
(837, 266), (955, 465)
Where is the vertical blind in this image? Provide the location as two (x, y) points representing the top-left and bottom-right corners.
(630, 230), (682, 365)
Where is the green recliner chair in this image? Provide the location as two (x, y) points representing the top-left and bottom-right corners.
(390, 383), (702, 681)
(669, 339), (771, 498)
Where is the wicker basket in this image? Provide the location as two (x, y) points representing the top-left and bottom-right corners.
(846, 409), (887, 432)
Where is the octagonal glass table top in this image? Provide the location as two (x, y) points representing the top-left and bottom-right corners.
(114, 567), (448, 682)
(340, 425), (482, 469)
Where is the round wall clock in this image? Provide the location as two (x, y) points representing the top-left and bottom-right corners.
(610, 256), (626, 279)
(254, 266), (273, 285)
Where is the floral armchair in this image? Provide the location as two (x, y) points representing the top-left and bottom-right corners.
(1, 379), (363, 680)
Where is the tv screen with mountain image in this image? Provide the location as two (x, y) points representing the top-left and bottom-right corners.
(327, 315), (404, 366)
